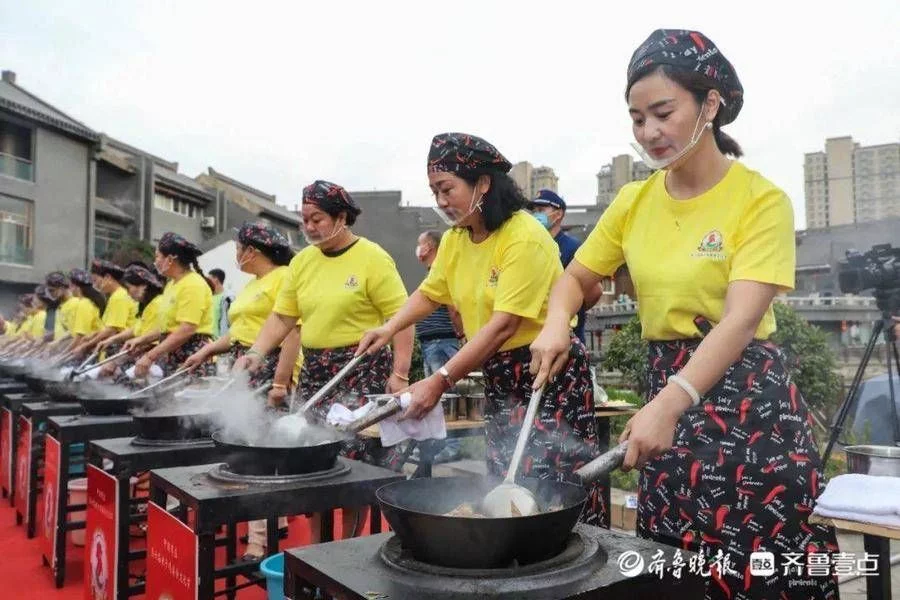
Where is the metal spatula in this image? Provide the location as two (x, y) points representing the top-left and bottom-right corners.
(482, 386), (544, 518)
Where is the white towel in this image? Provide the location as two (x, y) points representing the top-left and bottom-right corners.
(124, 364), (163, 381)
(325, 393), (446, 447)
(379, 393), (446, 447)
(813, 474), (900, 529)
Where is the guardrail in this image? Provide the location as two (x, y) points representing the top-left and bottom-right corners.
(589, 295), (877, 315)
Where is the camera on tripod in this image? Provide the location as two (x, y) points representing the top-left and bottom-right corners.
(838, 244), (900, 313)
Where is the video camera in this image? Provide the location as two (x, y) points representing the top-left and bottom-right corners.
(838, 243), (900, 295)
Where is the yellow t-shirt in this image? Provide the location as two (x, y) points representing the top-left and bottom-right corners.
(4, 321), (18, 337)
(274, 238), (408, 349)
(229, 267), (288, 346)
(574, 162), (795, 341)
(71, 298), (103, 336)
(419, 211), (563, 352)
(18, 315), (33, 338)
(29, 310), (47, 338)
(135, 294), (165, 338)
(163, 272), (214, 336)
(102, 286), (138, 331)
(55, 296), (80, 340)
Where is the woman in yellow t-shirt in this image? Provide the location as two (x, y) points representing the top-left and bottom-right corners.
(68, 268), (105, 347)
(236, 181), (413, 540)
(184, 222), (299, 393)
(69, 259), (138, 357)
(133, 232), (215, 378)
(357, 133), (605, 526)
(530, 30), (837, 599)
(95, 264), (165, 380)
(28, 286), (55, 342)
(45, 271), (80, 342)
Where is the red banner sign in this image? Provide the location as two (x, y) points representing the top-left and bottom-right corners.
(83, 465), (118, 600)
(146, 501), (198, 600)
(41, 435), (61, 568)
(14, 416), (32, 523)
(1, 408), (11, 494)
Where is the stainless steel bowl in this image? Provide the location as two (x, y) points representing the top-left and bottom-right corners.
(844, 445), (900, 477)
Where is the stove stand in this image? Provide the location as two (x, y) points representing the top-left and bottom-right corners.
(130, 436), (211, 448)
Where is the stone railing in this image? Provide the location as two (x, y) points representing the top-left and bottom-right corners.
(589, 295), (877, 315)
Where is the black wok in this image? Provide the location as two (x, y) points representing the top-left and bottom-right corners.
(376, 476), (587, 569)
(134, 408), (218, 441)
(211, 431), (344, 476)
(77, 392), (157, 416)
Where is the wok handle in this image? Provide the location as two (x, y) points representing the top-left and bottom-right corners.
(299, 354), (365, 415)
(575, 441), (629, 485)
(128, 366), (192, 397)
(343, 398), (403, 433)
(73, 349), (130, 375)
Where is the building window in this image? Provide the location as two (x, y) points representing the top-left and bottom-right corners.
(94, 222), (123, 259)
(0, 119), (34, 181)
(0, 194), (33, 265)
(154, 192), (199, 218)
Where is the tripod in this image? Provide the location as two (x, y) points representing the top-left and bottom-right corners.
(822, 292), (900, 465)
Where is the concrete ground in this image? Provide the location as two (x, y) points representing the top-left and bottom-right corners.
(430, 460), (900, 597)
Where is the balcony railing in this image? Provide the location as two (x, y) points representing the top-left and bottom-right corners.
(0, 152), (33, 181)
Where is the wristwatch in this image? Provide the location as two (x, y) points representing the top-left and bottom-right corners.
(438, 366), (454, 389)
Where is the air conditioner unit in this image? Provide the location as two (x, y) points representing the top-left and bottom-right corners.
(201, 216), (216, 229)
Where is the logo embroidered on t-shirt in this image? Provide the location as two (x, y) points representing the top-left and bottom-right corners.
(487, 267), (500, 287)
(344, 275), (359, 289)
(691, 230), (726, 261)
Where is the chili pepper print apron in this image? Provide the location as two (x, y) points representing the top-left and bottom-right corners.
(158, 333), (216, 377)
(638, 338), (840, 600)
(226, 344), (280, 389)
(299, 345), (401, 469)
(481, 337), (607, 527)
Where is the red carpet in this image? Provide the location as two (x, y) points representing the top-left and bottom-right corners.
(0, 491), (385, 599)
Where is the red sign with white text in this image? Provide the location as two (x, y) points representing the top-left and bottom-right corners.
(41, 435), (61, 568)
(83, 465), (118, 600)
(14, 416), (32, 523)
(146, 501), (198, 600)
(1, 408), (11, 494)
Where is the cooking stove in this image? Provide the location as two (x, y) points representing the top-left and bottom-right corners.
(207, 461), (351, 485)
(285, 524), (706, 600)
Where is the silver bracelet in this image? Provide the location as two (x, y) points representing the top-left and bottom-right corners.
(669, 374), (701, 407)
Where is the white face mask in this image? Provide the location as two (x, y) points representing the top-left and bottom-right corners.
(235, 247), (253, 270)
(434, 185), (483, 227)
(632, 108), (712, 170)
(415, 246), (425, 260)
(303, 221), (345, 246)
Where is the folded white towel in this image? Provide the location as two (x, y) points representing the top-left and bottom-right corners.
(815, 474), (900, 515)
(379, 394), (446, 447)
(325, 393), (446, 447)
(813, 507), (900, 529)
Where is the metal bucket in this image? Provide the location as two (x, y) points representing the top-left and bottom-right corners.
(441, 393), (459, 422)
(467, 393), (485, 421)
(844, 445), (900, 477)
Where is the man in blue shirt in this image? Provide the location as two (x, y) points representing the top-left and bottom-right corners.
(528, 190), (589, 342)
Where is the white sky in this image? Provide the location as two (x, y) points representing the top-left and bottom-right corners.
(2, 0), (898, 229)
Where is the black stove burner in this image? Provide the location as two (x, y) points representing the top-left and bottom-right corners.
(130, 436), (211, 447)
(207, 461), (350, 485)
(379, 532), (596, 580)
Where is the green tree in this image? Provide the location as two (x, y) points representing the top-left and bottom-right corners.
(106, 237), (155, 266)
(770, 302), (842, 414)
(600, 316), (648, 396)
(598, 304), (841, 414)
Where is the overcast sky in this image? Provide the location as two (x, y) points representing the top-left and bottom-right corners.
(2, 1), (898, 229)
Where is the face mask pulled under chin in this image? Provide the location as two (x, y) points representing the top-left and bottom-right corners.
(632, 110), (712, 170)
(303, 222), (344, 246)
(433, 187), (483, 227)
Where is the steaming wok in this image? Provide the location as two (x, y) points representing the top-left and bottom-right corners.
(134, 406), (219, 441)
(375, 443), (629, 569)
(211, 429), (346, 476)
(0, 358), (31, 379)
(73, 385), (159, 416)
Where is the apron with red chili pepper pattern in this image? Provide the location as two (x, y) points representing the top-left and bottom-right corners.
(481, 338), (607, 527)
(638, 339), (839, 600)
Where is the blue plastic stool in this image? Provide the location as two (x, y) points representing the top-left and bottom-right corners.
(260, 553), (285, 600)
